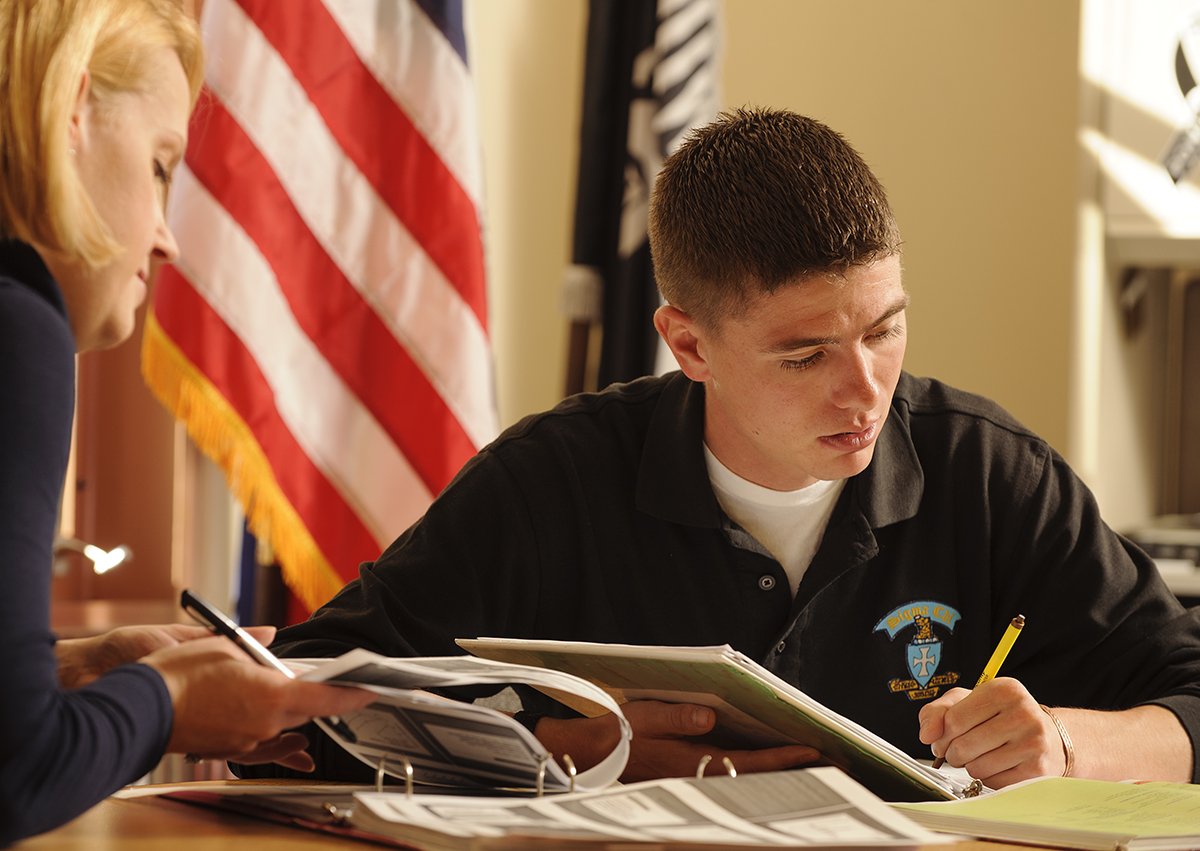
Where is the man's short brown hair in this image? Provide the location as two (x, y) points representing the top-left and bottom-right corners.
(649, 107), (901, 329)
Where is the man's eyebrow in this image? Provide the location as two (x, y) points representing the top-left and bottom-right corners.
(764, 294), (911, 354)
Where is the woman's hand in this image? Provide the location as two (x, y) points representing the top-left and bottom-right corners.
(140, 635), (376, 764)
(55, 623), (213, 689)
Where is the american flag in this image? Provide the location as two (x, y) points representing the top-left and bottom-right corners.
(142, 0), (497, 614)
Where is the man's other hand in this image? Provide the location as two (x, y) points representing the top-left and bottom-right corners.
(534, 699), (820, 782)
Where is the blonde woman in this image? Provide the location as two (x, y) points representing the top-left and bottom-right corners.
(0, 0), (372, 842)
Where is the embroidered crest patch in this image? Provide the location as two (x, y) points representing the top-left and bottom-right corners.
(873, 601), (962, 701)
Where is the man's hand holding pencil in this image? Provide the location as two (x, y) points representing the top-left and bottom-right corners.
(916, 615), (1073, 788)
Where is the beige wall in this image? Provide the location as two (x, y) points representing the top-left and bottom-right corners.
(724, 3), (1082, 454)
(471, 1), (1083, 454)
(469, 0), (587, 428)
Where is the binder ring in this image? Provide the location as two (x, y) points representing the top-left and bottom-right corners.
(402, 756), (414, 797)
(694, 755), (737, 778)
(536, 753), (553, 797)
(322, 801), (351, 826)
(376, 754), (414, 797)
(563, 754), (577, 793)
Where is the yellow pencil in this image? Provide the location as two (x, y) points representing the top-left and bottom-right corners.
(931, 615), (1025, 769)
(976, 614), (1025, 686)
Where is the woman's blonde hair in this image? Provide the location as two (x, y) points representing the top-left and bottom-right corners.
(0, 0), (203, 269)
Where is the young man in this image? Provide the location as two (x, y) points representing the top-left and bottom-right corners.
(260, 108), (1200, 788)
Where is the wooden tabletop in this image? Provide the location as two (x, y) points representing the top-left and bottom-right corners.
(13, 793), (373, 850)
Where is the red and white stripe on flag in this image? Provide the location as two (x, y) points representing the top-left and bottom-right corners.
(142, 0), (497, 613)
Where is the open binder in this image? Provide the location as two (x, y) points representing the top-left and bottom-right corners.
(149, 766), (951, 849)
(290, 649), (631, 792)
(457, 638), (980, 802)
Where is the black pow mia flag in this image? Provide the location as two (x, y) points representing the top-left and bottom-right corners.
(565, 0), (720, 393)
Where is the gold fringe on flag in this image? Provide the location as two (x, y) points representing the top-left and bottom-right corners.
(140, 312), (345, 613)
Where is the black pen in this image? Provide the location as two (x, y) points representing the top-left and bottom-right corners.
(181, 589), (359, 743)
(180, 588), (296, 678)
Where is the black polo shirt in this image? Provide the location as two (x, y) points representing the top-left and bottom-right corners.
(270, 370), (1200, 782)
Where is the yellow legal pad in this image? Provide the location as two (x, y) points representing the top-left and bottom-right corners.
(894, 776), (1200, 851)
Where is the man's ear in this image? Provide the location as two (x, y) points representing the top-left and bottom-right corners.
(654, 305), (713, 382)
